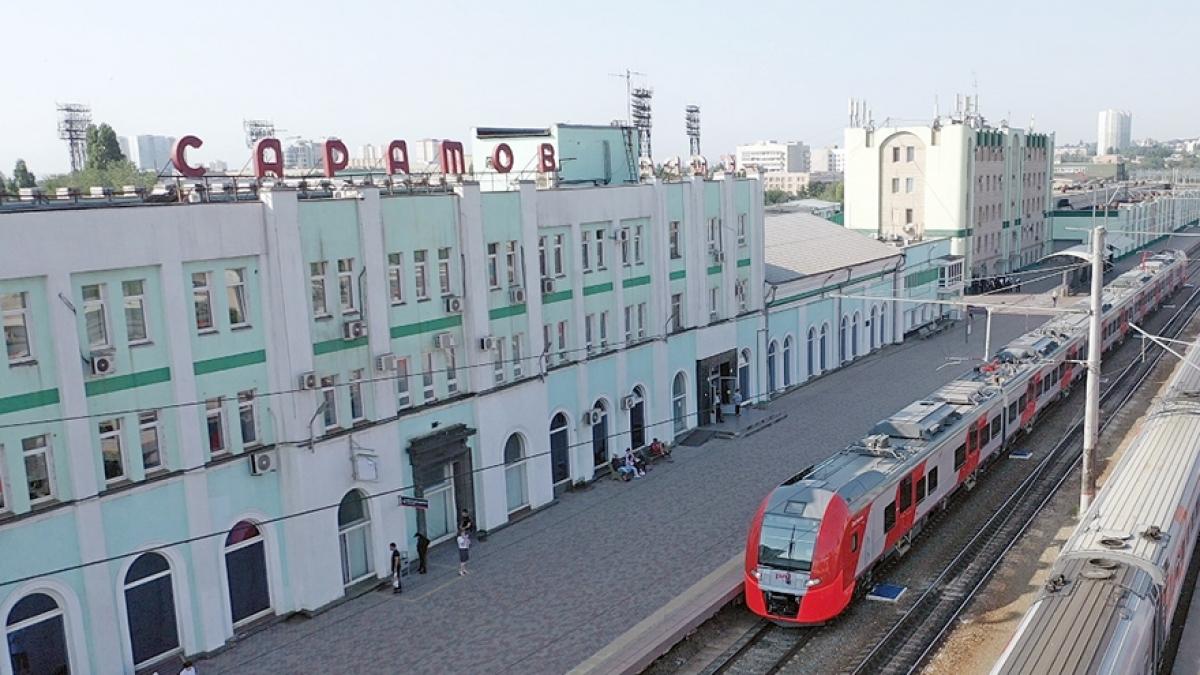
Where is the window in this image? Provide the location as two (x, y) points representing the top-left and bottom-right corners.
(599, 311), (610, 348)
(538, 236), (548, 277)
(6, 593), (69, 675)
(710, 287), (719, 321)
(991, 416), (1001, 440)
(337, 258), (356, 313)
(737, 215), (746, 245)
(891, 177), (900, 193)
(321, 376), (338, 429)
(543, 324), (552, 364)
(438, 247), (452, 296)
(3, 291), (33, 362)
(494, 337), (507, 383)
(883, 502), (896, 532)
(238, 391), (258, 446)
(636, 303), (646, 339)
(552, 234), (565, 276)
(906, 146), (915, 162)
(84, 283), (111, 346)
(338, 491), (374, 586)
(124, 553), (180, 667)
(708, 218), (720, 249)
(557, 320), (568, 360)
(905, 177), (914, 193)
(207, 398), (226, 454)
(99, 418), (125, 483)
(671, 294), (683, 332)
(22, 435), (52, 503)
(422, 352), (435, 402)
(669, 221), (682, 259)
(595, 229), (606, 269)
(396, 357), (411, 408)
(584, 314), (595, 354)
(632, 224), (644, 263)
(512, 333), (524, 378)
(892, 147), (900, 162)
(505, 241), (518, 286)
(672, 371), (688, 434)
(953, 443), (967, 470)
(123, 280), (149, 343)
(0, 449), (5, 511)
(916, 476), (927, 503)
(905, 208), (914, 225)
(445, 349), (458, 394)
(224, 521), (271, 625)
(1008, 401), (1018, 423)
(309, 262), (328, 316)
(621, 228), (631, 266)
(623, 306), (633, 344)
(414, 250), (429, 300)
(349, 369), (366, 422)
(928, 467), (939, 493)
(504, 434), (529, 513)
(139, 411), (162, 471)
(388, 253), (405, 304)
(899, 475), (913, 511)
(581, 234), (591, 272)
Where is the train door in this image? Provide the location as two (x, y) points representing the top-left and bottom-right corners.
(1021, 374), (1040, 431)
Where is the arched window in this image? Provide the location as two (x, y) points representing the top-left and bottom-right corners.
(224, 520), (271, 626)
(503, 433), (528, 514)
(878, 305), (886, 346)
(851, 311), (861, 358)
(124, 553), (180, 668)
(869, 306), (878, 351)
(819, 323), (829, 372)
(767, 340), (778, 392)
(338, 491), (373, 587)
(807, 327), (816, 377)
(783, 336), (794, 387)
(839, 316), (848, 363)
(549, 413), (570, 485)
(590, 401), (610, 469)
(672, 372), (688, 436)
(738, 349), (752, 403)
(6, 593), (68, 675)
(629, 387), (647, 449)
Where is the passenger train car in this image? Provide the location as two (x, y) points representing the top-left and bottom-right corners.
(991, 337), (1200, 674)
(744, 251), (1188, 625)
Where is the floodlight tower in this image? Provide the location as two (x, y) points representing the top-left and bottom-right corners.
(686, 105), (701, 157)
(57, 103), (92, 173)
(631, 87), (653, 159)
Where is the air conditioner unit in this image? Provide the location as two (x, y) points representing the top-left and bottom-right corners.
(541, 277), (556, 294)
(479, 336), (497, 351)
(434, 332), (455, 350)
(342, 319), (367, 340)
(444, 296), (464, 314)
(620, 395), (637, 411)
(91, 352), (116, 376)
(375, 353), (397, 373)
(614, 228), (630, 243)
(298, 371), (318, 390)
(249, 449), (279, 476)
(509, 286), (526, 304)
(332, 189), (362, 200)
(583, 409), (602, 426)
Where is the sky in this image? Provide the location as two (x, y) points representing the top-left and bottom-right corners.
(3, 0), (1198, 176)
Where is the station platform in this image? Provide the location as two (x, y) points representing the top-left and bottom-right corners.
(1173, 584), (1200, 673)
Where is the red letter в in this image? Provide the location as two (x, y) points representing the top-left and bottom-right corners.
(538, 143), (556, 172)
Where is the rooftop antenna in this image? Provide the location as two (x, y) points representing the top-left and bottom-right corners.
(685, 105), (701, 156)
(608, 69), (645, 126)
(243, 119), (276, 149)
(57, 103), (91, 173)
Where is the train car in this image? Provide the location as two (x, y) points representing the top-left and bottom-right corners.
(744, 251), (1187, 626)
(991, 335), (1200, 675)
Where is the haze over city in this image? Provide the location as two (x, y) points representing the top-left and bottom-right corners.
(4, 0), (1198, 175)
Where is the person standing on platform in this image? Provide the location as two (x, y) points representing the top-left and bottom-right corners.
(389, 542), (403, 594)
(457, 529), (471, 576)
(414, 531), (431, 574)
(459, 508), (474, 536)
(733, 390), (743, 416)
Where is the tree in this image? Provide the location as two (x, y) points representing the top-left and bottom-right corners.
(12, 160), (36, 188)
(764, 189), (793, 205)
(39, 160), (157, 193)
(85, 123), (125, 171)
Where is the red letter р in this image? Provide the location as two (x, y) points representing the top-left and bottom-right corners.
(323, 139), (349, 178)
(491, 143), (514, 173)
(441, 141), (466, 176)
(386, 140), (410, 175)
(172, 135), (206, 178)
(254, 138), (285, 179)
(538, 143), (557, 172)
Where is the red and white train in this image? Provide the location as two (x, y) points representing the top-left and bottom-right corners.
(743, 251), (1188, 625)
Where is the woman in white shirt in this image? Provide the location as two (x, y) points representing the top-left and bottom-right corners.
(457, 530), (471, 576)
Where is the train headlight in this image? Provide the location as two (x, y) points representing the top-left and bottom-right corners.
(805, 577), (821, 587)
(752, 569), (761, 580)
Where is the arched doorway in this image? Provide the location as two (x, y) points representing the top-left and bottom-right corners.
(819, 323), (829, 372)
(807, 327), (816, 377)
(6, 593), (68, 675)
(783, 336), (794, 387)
(503, 433), (528, 515)
(672, 372), (688, 436)
(337, 491), (373, 587)
(124, 553), (180, 669)
(851, 311), (860, 358)
(224, 520), (271, 626)
(878, 305), (887, 346)
(767, 340), (778, 392)
(628, 387), (647, 449)
(738, 349), (751, 403)
(869, 306), (878, 351)
(839, 316), (848, 363)
(590, 401), (610, 469)
(549, 413), (571, 486)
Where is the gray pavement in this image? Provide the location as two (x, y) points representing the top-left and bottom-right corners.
(200, 244), (1184, 675)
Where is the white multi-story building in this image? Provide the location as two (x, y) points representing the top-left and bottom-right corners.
(1097, 109), (1132, 155)
(283, 139), (321, 171)
(844, 118), (1054, 278)
(736, 141), (810, 173)
(810, 146), (845, 173)
(130, 135), (176, 173)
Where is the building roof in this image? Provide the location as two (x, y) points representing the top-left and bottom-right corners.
(764, 211), (901, 284)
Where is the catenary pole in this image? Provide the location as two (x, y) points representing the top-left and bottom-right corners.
(1082, 226), (1106, 513)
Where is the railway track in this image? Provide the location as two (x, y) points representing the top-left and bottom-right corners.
(848, 268), (1200, 675)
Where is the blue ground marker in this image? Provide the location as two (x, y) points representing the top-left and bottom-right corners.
(1009, 449), (1033, 460)
(867, 583), (907, 602)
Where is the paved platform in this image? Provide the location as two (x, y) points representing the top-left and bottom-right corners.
(198, 247), (1185, 675)
(1173, 579), (1200, 673)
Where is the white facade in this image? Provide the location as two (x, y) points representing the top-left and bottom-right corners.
(810, 146), (845, 173)
(1097, 109), (1132, 155)
(283, 139), (321, 171)
(736, 141), (810, 173)
(130, 134), (176, 173)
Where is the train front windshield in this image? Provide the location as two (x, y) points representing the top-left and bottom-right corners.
(758, 513), (820, 572)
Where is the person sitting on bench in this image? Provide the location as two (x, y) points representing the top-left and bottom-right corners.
(611, 455), (635, 481)
(649, 438), (671, 459)
(623, 449), (646, 478)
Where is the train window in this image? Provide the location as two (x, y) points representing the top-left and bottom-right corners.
(899, 476), (913, 511)
(916, 476), (927, 503)
(1018, 394), (1028, 410)
(954, 444), (967, 470)
(990, 416), (1001, 440)
(850, 533), (858, 552)
(967, 428), (978, 449)
(883, 503), (896, 533)
(928, 467), (939, 493)
(1008, 402), (1018, 422)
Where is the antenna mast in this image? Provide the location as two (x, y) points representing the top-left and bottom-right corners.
(57, 103), (92, 173)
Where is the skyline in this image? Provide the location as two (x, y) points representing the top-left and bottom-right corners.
(3, 0), (1198, 176)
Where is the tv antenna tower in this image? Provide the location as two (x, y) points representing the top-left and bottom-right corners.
(609, 69), (645, 126)
(57, 103), (92, 173)
(631, 87), (653, 159)
(243, 119), (277, 148)
(685, 105), (701, 156)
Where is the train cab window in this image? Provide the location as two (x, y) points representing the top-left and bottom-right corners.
(758, 514), (820, 573)
(1008, 402), (1018, 422)
(899, 476), (913, 512)
(954, 443), (967, 470)
(990, 416), (1001, 440)
(928, 467), (939, 493)
(883, 502), (896, 533)
(850, 533), (859, 552)
(916, 476), (927, 503)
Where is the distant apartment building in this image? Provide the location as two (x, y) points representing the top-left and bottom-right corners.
(284, 139), (322, 171)
(1097, 109), (1132, 154)
(844, 118), (1054, 278)
(761, 172), (811, 194)
(129, 134), (176, 173)
(810, 146), (845, 173)
(736, 141), (810, 173)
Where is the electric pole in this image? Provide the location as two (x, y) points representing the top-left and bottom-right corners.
(1082, 226), (1106, 513)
